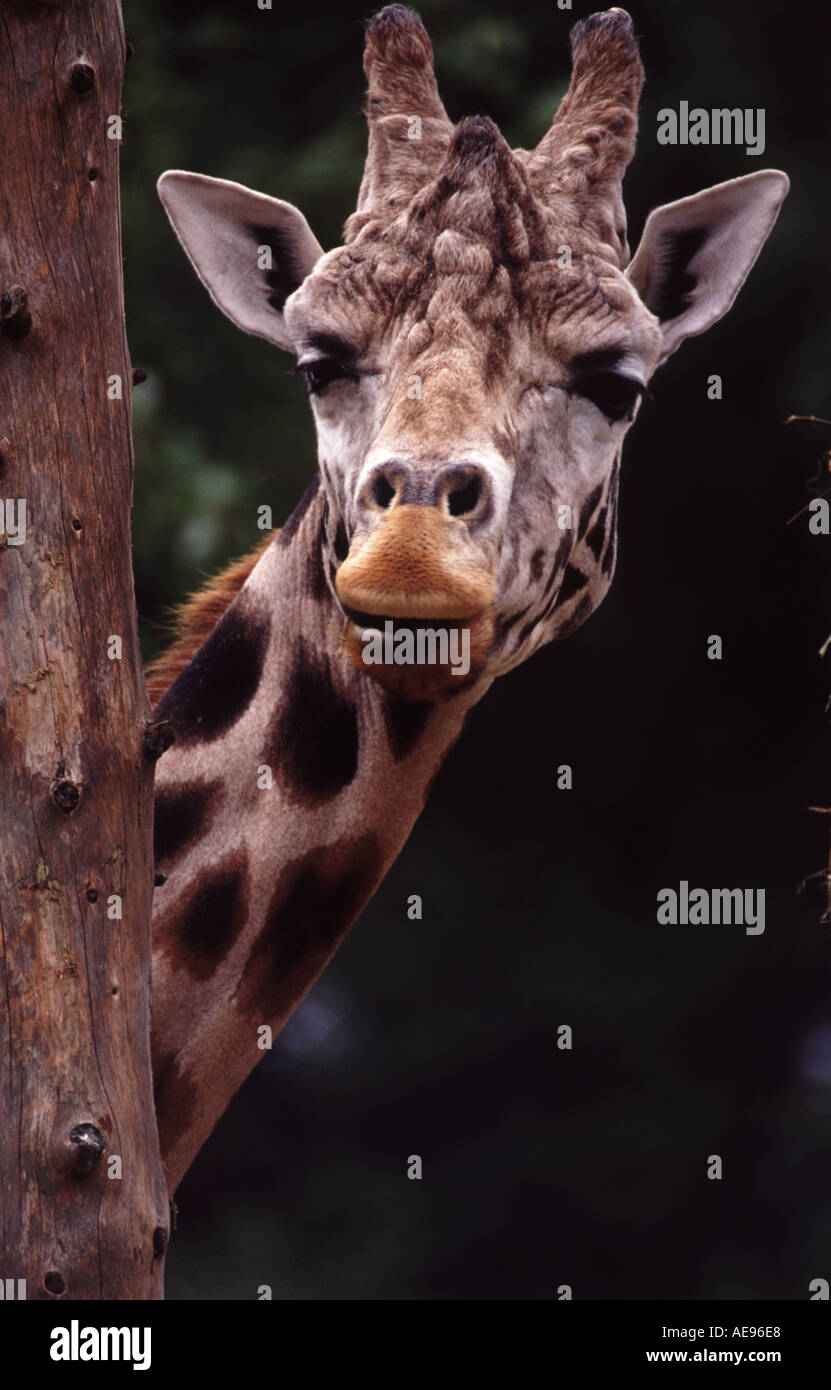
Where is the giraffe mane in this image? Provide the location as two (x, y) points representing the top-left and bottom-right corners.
(144, 532), (275, 705)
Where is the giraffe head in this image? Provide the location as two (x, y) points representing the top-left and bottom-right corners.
(158, 6), (787, 699)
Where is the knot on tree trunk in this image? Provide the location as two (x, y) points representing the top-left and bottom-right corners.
(51, 777), (81, 814)
(69, 62), (95, 94)
(69, 1122), (106, 1177)
(0, 285), (32, 341)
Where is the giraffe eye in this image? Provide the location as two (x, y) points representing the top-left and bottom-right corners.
(295, 356), (356, 395)
(577, 372), (645, 422)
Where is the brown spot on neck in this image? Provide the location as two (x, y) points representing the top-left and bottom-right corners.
(383, 692), (433, 761)
(156, 851), (251, 981)
(263, 638), (360, 805)
(145, 534), (274, 705)
(154, 592), (272, 747)
(234, 833), (384, 1023)
(154, 778), (223, 866)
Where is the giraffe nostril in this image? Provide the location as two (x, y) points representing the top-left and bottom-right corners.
(447, 475), (482, 517)
(372, 474), (396, 509)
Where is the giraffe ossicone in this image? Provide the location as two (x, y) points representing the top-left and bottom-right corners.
(149, 6), (787, 1192)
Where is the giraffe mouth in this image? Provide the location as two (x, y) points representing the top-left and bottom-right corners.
(338, 603), (495, 697)
(334, 505), (499, 695)
(342, 605), (475, 633)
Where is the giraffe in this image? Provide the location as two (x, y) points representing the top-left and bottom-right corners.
(148, 6), (788, 1194)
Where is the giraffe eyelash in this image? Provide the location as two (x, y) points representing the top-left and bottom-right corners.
(571, 372), (651, 423)
(289, 357), (359, 394)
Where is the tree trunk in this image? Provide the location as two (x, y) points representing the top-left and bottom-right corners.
(0, 0), (169, 1299)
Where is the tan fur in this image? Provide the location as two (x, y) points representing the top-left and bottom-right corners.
(336, 504), (496, 619)
(144, 533), (275, 704)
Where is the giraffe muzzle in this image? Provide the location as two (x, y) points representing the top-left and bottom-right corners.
(335, 503), (497, 621)
(335, 503), (497, 695)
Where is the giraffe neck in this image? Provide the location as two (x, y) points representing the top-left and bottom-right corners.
(150, 482), (490, 1192)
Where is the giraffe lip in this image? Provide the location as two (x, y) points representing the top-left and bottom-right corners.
(339, 603), (497, 693)
(342, 605), (476, 631)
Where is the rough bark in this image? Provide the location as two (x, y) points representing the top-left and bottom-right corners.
(0, 0), (169, 1299)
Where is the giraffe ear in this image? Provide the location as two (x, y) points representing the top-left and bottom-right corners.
(157, 171), (324, 351)
(626, 170), (789, 361)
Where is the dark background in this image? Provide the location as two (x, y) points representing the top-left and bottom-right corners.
(123, 0), (831, 1298)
